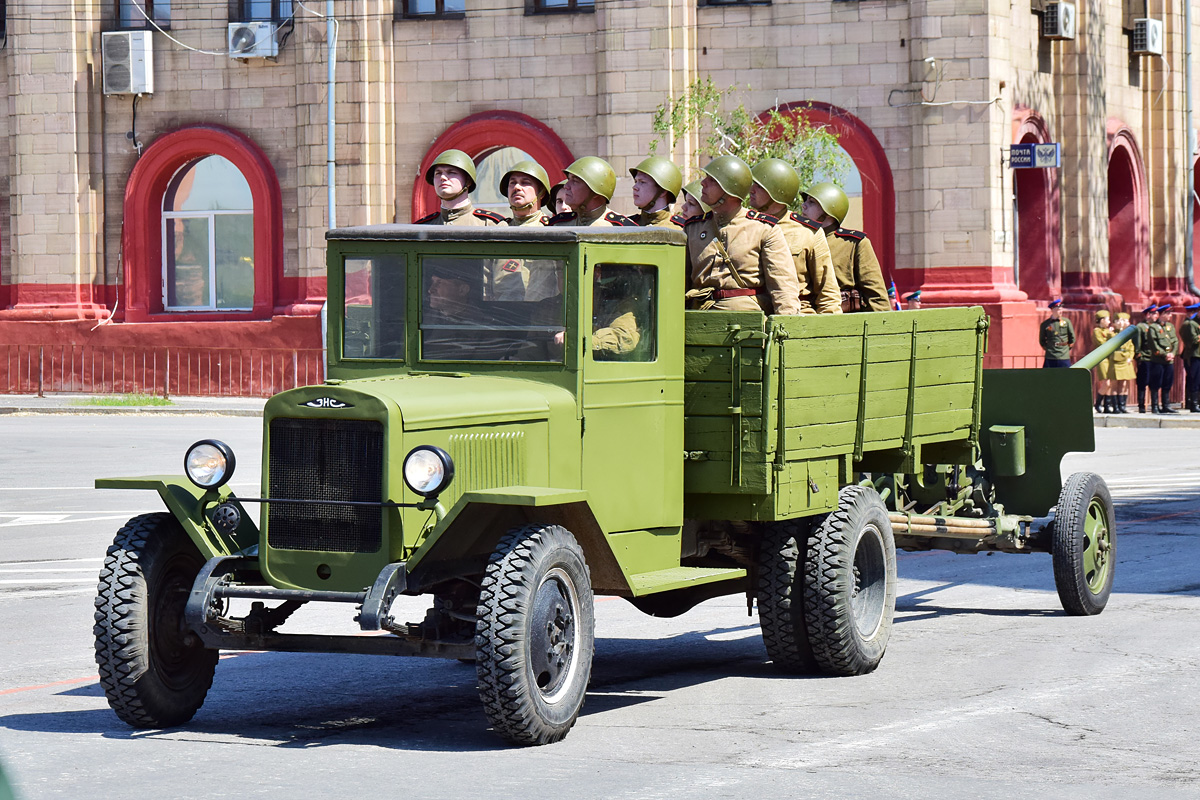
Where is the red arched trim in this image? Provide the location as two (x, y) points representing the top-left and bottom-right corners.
(766, 101), (895, 280)
(123, 124), (283, 322)
(411, 111), (575, 221)
(1012, 107), (1061, 302)
(1100, 119), (1149, 307)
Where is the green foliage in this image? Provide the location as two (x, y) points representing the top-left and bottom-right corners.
(651, 78), (850, 207)
(74, 393), (175, 407)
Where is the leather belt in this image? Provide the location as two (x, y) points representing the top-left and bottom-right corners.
(712, 288), (764, 300)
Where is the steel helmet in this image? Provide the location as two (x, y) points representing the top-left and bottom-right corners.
(564, 156), (617, 202)
(700, 155), (753, 202)
(804, 182), (850, 225)
(499, 159), (552, 202)
(751, 158), (801, 207)
(424, 149), (478, 192)
(630, 156), (683, 202)
(681, 181), (711, 214)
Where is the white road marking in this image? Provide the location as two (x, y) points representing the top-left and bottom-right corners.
(0, 568), (100, 573)
(0, 514), (141, 528)
(0, 578), (98, 585)
(0, 558), (102, 566)
(0, 588), (96, 601)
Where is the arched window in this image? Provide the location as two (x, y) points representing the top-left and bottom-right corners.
(412, 111), (573, 221)
(1105, 121), (1149, 306)
(162, 156), (255, 311)
(471, 147), (534, 214)
(1012, 108), (1061, 302)
(768, 101), (895, 276)
(122, 124), (283, 322)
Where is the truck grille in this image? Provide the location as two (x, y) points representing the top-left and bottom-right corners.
(267, 417), (384, 553)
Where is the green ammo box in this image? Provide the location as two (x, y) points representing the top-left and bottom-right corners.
(988, 424), (1026, 477)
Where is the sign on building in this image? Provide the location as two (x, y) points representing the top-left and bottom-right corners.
(1010, 142), (1061, 169)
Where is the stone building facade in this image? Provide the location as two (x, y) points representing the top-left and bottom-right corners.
(0, 0), (1196, 393)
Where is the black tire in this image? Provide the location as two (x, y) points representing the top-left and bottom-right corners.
(756, 518), (818, 673)
(93, 513), (218, 728)
(475, 524), (594, 746)
(803, 486), (896, 676)
(1052, 472), (1116, 616)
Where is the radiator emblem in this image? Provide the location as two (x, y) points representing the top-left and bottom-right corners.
(302, 397), (353, 409)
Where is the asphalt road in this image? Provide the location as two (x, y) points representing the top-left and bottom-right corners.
(1, 416), (1198, 798)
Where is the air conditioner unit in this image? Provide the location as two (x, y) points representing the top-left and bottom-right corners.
(101, 31), (154, 95)
(1133, 18), (1164, 56)
(1042, 2), (1077, 41)
(228, 21), (278, 59)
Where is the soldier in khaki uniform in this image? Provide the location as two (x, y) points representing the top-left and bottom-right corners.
(500, 159), (552, 227)
(801, 182), (891, 313)
(630, 156), (683, 227)
(684, 155), (801, 316)
(1134, 304), (1163, 412)
(676, 181), (710, 224)
(1109, 311), (1135, 414)
(1091, 309), (1116, 413)
(416, 149), (506, 227)
(549, 157), (638, 227)
(747, 158), (841, 315)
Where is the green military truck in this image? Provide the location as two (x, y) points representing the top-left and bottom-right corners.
(94, 226), (1116, 745)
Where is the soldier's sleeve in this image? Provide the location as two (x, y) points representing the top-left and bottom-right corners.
(1038, 320), (1051, 350)
(761, 226), (802, 316)
(808, 227), (842, 315)
(593, 310), (640, 355)
(1066, 318), (1076, 345)
(854, 237), (891, 313)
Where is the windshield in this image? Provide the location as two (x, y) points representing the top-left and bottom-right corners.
(344, 255), (405, 359)
(420, 256), (566, 363)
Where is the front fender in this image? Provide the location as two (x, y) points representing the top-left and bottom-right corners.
(95, 476), (259, 558)
(405, 486), (632, 596)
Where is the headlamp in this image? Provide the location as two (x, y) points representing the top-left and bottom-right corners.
(184, 440), (236, 490)
(402, 445), (455, 498)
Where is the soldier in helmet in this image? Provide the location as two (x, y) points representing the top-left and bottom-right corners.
(676, 181), (710, 224)
(549, 157), (638, 227)
(801, 182), (890, 313)
(630, 156), (683, 227)
(549, 180), (570, 215)
(684, 155), (801, 316)
(416, 149), (505, 227)
(500, 159), (552, 227)
(748, 158), (841, 315)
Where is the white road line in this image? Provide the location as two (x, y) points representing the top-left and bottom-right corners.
(0, 514), (142, 528)
(0, 588), (96, 600)
(0, 578), (98, 585)
(0, 568), (100, 573)
(0, 558), (103, 566)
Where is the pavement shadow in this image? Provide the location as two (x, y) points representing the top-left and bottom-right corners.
(895, 582), (1061, 621)
(0, 625), (781, 752)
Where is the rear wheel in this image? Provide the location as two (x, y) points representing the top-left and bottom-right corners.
(756, 518), (818, 673)
(475, 524), (594, 745)
(93, 513), (218, 728)
(1052, 472), (1116, 616)
(803, 486), (896, 676)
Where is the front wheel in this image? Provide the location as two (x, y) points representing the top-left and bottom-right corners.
(1052, 472), (1116, 616)
(803, 486), (896, 676)
(93, 513), (218, 728)
(475, 524), (594, 746)
(756, 518), (818, 673)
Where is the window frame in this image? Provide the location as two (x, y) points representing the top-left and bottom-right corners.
(395, 0), (466, 21)
(114, 0), (171, 30)
(697, 0), (771, 7)
(162, 210), (256, 312)
(229, 0), (295, 24)
(525, 0), (595, 15)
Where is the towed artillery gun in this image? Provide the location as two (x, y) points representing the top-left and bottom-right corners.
(94, 226), (1118, 745)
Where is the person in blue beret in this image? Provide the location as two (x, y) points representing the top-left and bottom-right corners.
(1039, 298), (1074, 368)
(1156, 304), (1180, 412)
(1180, 302), (1200, 411)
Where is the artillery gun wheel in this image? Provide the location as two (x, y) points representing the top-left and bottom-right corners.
(1051, 472), (1115, 616)
(756, 518), (818, 673)
(803, 486), (896, 676)
(93, 513), (218, 728)
(475, 524), (594, 745)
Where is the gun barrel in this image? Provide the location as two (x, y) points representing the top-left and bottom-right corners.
(1071, 325), (1136, 371)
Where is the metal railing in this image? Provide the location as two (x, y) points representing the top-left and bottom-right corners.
(1, 344), (325, 398)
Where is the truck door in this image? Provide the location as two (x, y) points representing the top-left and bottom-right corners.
(581, 259), (683, 533)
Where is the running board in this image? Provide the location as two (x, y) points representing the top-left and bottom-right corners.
(627, 566), (746, 596)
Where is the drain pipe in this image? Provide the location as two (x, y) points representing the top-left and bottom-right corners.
(327, 0), (337, 231)
(1186, 0), (1199, 298)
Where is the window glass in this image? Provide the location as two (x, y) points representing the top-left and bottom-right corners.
(165, 218), (211, 308)
(244, 0), (294, 20)
(807, 142), (863, 230)
(420, 256), (565, 363)
(119, 0), (170, 28)
(470, 146), (532, 214)
(591, 264), (656, 362)
(405, 0), (463, 15)
(162, 155), (255, 311)
(344, 255), (406, 359)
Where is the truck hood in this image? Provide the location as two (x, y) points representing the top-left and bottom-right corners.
(339, 374), (577, 431)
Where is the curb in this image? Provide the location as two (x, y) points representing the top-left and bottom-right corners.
(1093, 412), (1200, 429)
(0, 406), (262, 417)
